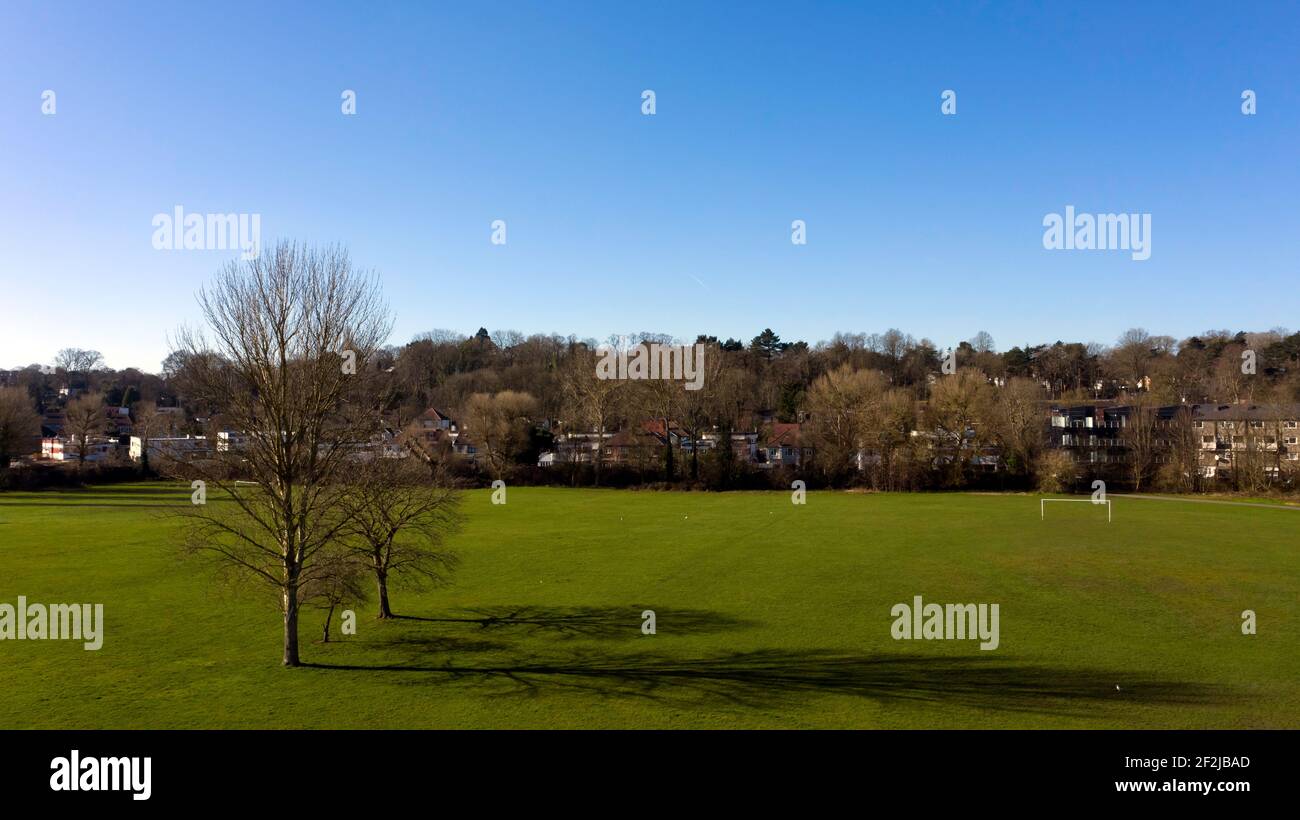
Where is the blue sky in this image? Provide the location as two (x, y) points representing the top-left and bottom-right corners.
(2, 0), (1297, 371)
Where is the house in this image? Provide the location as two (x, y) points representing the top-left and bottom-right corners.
(216, 431), (248, 452)
(105, 406), (133, 437)
(1189, 403), (1300, 479)
(758, 422), (809, 468)
(602, 429), (660, 467)
(41, 408), (66, 437)
(540, 430), (613, 466)
(42, 436), (117, 462)
(412, 407), (458, 436)
(1048, 402), (1299, 482)
(129, 435), (209, 463)
(539, 422), (762, 469)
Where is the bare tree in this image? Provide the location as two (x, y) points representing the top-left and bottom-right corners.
(337, 456), (462, 619)
(301, 552), (368, 643)
(130, 402), (178, 475)
(806, 365), (887, 482)
(172, 241), (392, 667)
(635, 375), (683, 481)
(460, 390), (536, 479)
(926, 369), (994, 486)
(969, 331), (996, 354)
(1109, 328), (1156, 389)
(63, 392), (106, 464)
(1160, 405), (1202, 493)
(989, 377), (1046, 478)
(559, 346), (623, 486)
(400, 418), (457, 482)
(0, 387), (41, 471)
(678, 343), (724, 480)
(872, 387), (918, 490)
(55, 348), (105, 384)
(1120, 394), (1159, 492)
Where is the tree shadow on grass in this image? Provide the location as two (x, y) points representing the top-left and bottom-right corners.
(309, 650), (1226, 716)
(0, 501), (181, 509)
(373, 634), (513, 655)
(0, 489), (232, 509)
(393, 605), (750, 639)
(306, 608), (1227, 717)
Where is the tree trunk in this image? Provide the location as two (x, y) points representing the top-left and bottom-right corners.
(664, 418), (674, 481)
(376, 573), (393, 619)
(322, 603), (335, 643)
(283, 585), (301, 666)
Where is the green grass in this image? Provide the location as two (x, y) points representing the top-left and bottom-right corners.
(1, 483), (1297, 728)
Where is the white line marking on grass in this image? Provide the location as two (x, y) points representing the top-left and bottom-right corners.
(1113, 494), (1300, 512)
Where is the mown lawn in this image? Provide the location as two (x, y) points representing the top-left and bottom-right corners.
(0, 483), (1296, 728)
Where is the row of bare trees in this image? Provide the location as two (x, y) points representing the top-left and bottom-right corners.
(804, 367), (1051, 490)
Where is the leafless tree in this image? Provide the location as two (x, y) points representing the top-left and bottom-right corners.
(1109, 328), (1157, 389)
(635, 374), (683, 482)
(989, 377), (1046, 478)
(926, 369), (994, 486)
(1159, 406), (1202, 493)
(460, 390), (536, 480)
(172, 241), (392, 667)
(559, 346), (623, 486)
(63, 392), (106, 464)
(806, 365), (886, 481)
(678, 343), (724, 480)
(336, 456), (462, 619)
(301, 552), (368, 643)
(1120, 393), (1159, 492)
(130, 402), (178, 475)
(55, 348), (104, 384)
(969, 331), (996, 354)
(0, 387), (41, 471)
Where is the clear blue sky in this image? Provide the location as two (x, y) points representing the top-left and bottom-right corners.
(2, 0), (1297, 371)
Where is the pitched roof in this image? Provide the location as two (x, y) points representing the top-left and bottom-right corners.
(763, 422), (803, 448)
(1191, 403), (1300, 421)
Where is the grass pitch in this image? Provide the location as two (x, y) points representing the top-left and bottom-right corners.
(0, 483), (1296, 728)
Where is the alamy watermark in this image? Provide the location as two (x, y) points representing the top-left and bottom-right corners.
(0, 596), (103, 650)
(596, 337), (706, 391)
(891, 595), (999, 650)
(152, 206), (261, 260)
(50, 750), (151, 800)
(1042, 205), (1151, 261)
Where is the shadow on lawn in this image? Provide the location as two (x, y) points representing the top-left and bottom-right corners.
(309, 650), (1225, 715)
(306, 608), (1226, 716)
(392, 605), (750, 639)
(0, 488), (221, 508)
(0, 502), (181, 509)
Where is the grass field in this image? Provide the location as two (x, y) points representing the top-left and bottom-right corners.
(1, 483), (1297, 729)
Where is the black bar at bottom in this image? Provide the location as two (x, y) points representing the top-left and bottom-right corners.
(1, 729), (1285, 808)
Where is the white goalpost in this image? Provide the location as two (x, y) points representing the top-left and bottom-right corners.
(1040, 498), (1112, 523)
